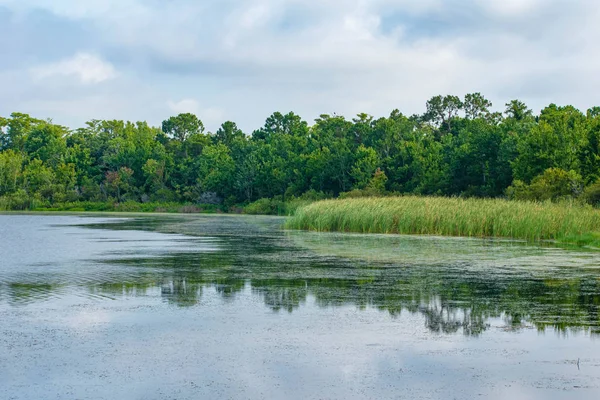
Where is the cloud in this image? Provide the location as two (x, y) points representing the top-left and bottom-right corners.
(167, 99), (226, 128)
(1, 0), (600, 131)
(167, 99), (202, 115)
(30, 52), (117, 84)
(478, 0), (542, 16)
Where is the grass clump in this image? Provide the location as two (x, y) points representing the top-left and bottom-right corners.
(286, 196), (600, 248)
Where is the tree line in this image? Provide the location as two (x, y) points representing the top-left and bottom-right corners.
(2, 93), (600, 211)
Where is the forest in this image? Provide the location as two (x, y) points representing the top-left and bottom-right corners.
(2, 93), (600, 213)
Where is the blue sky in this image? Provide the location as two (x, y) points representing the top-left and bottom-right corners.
(1, 0), (598, 132)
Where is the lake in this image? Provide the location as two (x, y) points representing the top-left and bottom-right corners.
(1, 214), (599, 399)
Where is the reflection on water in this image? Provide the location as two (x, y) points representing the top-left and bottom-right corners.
(1, 214), (599, 336)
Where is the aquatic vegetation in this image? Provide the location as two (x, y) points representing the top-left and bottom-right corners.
(286, 196), (600, 248)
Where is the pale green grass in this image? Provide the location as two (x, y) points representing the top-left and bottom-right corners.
(286, 196), (600, 248)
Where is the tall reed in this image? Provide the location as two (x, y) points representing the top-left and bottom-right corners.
(286, 196), (600, 247)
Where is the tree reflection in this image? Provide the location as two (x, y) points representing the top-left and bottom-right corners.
(3, 216), (600, 337)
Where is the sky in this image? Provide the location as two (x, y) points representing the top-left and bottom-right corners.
(1, 0), (599, 132)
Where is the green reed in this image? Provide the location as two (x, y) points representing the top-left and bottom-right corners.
(286, 196), (600, 247)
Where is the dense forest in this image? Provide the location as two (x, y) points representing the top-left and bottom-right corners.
(2, 93), (600, 213)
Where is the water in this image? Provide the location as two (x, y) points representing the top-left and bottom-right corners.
(1, 214), (599, 399)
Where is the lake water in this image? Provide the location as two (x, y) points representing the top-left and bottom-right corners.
(1, 214), (600, 399)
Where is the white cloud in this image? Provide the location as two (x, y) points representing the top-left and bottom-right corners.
(167, 99), (226, 127)
(0, 0), (146, 19)
(1, 0), (600, 131)
(478, 0), (542, 16)
(167, 99), (202, 115)
(30, 53), (117, 84)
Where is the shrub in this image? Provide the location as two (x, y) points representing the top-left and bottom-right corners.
(244, 198), (283, 215)
(507, 168), (583, 201)
(115, 201), (142, 212)
(0, 189), (33, 210)
(583, 179), (600, 206)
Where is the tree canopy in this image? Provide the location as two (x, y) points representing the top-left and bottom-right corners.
(2, 94), (600, 210)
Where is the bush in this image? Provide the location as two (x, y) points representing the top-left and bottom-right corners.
(244, 198), (283, 215)
(0, 190), (34, 210)
(583, 179), (600, 206)
(152, 188), (177, 202)
(339, 169), (389, 199)
(295, 190), (329, 201)
(507, 168), (583, 202)
(115, 201), (142, 212)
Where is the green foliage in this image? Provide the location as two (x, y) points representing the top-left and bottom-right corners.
(287, 197), (600, 248)
(424, 95), (463, 132)
(24, 123), (68, 167)
(340, 168), (388, 198)
(162, 113), (204, 141)
(244, 198), (284, 215)
(244, 190), (328, 215)
(507, 168), (583, 201)
(367, 168), (388, 194)
(582, 179), (600, 206)
(505, 100), (533, 121)
(0, 150), (23, 195)
(3, 95), (600, 218)
(0, 189), (36, 210)
(350, 145), (378, 189)
(23, 159), (54, 195)
(197, 144), (235, 197)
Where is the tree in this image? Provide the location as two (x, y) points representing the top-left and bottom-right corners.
(105, 167), (135, 201)
(142, 159), (166, 192)
(197, 144), (235, 198)
(24, 123), (68, 168)
(162, 113), (204, 142)
(505, 100), (533, 121)
(253, 112), (308, 141)
(512, 105), (586, 184)
(464, 93), (492, 120)
(0, 150), (23, 195)
(23, 159), (54, 195)
(444, 119), (509, 196)
(351, 145), (378, 189)
(1, 113), (43, 151)
(2, 92), (600, 211)
(214, 121), (244, 146)
(424, 95), (463, 132)
(0, 116), (7, 150)
(366, 168), (388, 195)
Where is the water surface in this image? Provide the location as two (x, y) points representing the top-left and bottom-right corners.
(1, 214), (599, 399)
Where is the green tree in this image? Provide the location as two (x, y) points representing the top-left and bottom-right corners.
(23, 159), (54, 196)
(0, 150), (23, 195)
(366, 168), (388, 195)
(142, 159), (166, 192)
(505, 100), (533, 121)
(351, 145), (378, 189)
(214, 121), (244, 146)
(24, 123), (68, 168)
(424, 95), (463, 132)
(0, 113), (43, 151)
(162, 113), (204, 142)
(464, 92), (493, 120)
(197, 144), (235, 198)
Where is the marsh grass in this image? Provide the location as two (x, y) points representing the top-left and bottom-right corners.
(286, 196), (600, 248)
